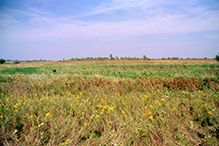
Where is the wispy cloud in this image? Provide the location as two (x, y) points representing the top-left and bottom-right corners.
(27, 8), (53, 17)
(204, 34), (219, 40)
(71, 0), (147, 19)
(1, 0), (219, 42)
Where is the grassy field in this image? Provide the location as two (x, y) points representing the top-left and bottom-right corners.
(0, 60), (219, 145)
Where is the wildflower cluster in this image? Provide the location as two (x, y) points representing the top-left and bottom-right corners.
(96, 105), (114, 114)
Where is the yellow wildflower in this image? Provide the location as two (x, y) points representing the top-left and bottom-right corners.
(14, 103), (19, 108)
(148, 110), (152, 115)
(97, 105), (102, 108)
(0, 115), (3, 119)
(30, 115), (34, 118)
(149, 116), (153, 120)
(171, 107), (176, 111)
(103, 106), (108, 109)
(84, 123), (87, 126)
(96, 115), (100, 118)
(110, 106), (114, 110)
(45, 112), (51, 117)
(208, 111), (211, 115)
(160, 98), (164, 102)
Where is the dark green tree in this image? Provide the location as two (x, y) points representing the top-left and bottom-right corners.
(0, 59), (5, 64)
(143, 55), (148, 60)
(110, 54), (113, 60)
(110, 54), (115, 60)
(215, 53), (219, 62)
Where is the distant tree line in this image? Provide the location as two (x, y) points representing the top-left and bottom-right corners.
(59, 54), (217, 62)
(0, 59), (47, 64)
(1, 54), (218, 64)
(61, 54), (151, 62)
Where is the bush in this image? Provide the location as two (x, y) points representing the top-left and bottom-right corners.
(0, 59), (5, 64)
(172, 57), (179, 60)
(215, 53), (219, 62)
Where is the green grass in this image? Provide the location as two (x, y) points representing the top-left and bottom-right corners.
(1, 62), (218, 78)
(0, 67), (41, 75)
(0, 61), (219, 145)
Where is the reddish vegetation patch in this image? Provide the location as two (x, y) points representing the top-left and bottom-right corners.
(161, 77), (219, 91)
(59, 76), (219, 95)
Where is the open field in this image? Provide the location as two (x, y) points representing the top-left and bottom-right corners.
(0, 60), (219, 145)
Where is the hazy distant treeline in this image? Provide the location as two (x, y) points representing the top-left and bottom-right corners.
(0, 54), (216, 64)
(60, 54), (214, 62)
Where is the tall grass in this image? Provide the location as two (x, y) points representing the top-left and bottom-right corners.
(0, 61), (218, 145)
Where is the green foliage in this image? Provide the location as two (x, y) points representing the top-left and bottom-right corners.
(0, 63), (218, 79)
(110, 54), (115, 60)
(143, 55), (148, 60)
(0, 67), (40, 74)
(215, 53), (219, 62)
(0, 58), (5, 64)
(172, 57), (179, 60)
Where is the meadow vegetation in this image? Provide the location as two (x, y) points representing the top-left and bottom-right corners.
(0, 60), (219, 145)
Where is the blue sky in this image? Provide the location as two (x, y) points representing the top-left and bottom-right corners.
(0, 0), (219, 60)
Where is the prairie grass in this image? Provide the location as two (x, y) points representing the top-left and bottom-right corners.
(0, 60), (219, 145)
